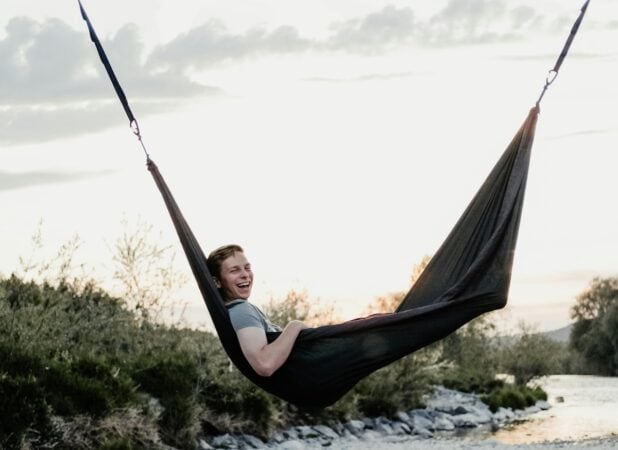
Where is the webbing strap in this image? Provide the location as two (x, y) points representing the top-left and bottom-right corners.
(79, 0), (591, 157)
(536, 0), (591, 107)
(78, 0), (150, 160)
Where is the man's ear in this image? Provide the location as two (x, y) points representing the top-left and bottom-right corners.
(213, 277), (221, 288)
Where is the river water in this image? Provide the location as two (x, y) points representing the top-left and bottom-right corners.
(492, 374), (618, 444)
(304, 375), (618, 449)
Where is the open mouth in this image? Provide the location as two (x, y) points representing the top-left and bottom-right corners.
(237, 283), (251, 289)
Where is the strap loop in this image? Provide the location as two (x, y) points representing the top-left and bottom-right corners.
(536, 0), (590, 107)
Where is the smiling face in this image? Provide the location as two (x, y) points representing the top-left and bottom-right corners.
(216, 251), (253, 300)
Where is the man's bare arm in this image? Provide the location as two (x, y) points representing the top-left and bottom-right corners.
(236, 320), (307, 377)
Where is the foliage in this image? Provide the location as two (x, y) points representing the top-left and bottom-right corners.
(439, 318), (501, 393)
(50, 408), (164, 450)
(0, 277), (187, 449)
(364, 255), (431, 315)
(365, 291), (405, 316)
(499, 323), (564, 385)
(0, 371), (51, 450)
(17, 221), (86, 287)
(354, 353), (433, 417)
(481, 384), (547, 413)
(569, 277), (618, 376)
(112, 217), (188, 323)
(263, 289), (337, 327)
(200, 370), (280, 437)
(132, 355), (201, 448)
(1, 232), (581, 448)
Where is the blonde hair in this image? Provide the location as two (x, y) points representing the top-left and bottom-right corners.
(207, 244), (244, 278)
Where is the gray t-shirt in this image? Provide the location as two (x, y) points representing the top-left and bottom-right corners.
(227, 300), (281, 333)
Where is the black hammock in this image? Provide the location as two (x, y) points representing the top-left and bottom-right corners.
(79, 0), (589, 408)
(148, 107), (536, 407)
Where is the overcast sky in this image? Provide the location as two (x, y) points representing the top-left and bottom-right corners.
(2, 0), (616, 332)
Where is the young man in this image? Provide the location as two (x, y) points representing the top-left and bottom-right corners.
(207, 244), (307, 377)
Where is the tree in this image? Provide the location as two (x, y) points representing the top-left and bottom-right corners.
(263, 289), (337, 327)
(499, 323), (563, 385)
(570, 277), (618, 375)
(439, 317), (501, 392)
(365, 255), (431, 315)
(112, 217), (187, 323)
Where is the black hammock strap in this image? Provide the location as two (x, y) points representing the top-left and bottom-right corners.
(79, 1), (589, 407)
(536, 0), (591, 106)
(79, 0), (590, 152)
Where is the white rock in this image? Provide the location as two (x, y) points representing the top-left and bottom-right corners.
(275, 440), (305, 450)
(374, 422), (394, 435)
(537, 400), (551, 410)
(295, 426), (318, 439)
(432, 413), (455, 431)
(391, 422), (411, 435)
(199, 439), (214, 449)
(414, 427), (434, 438)
(211, 433), (238, 449)
(344, 420), (366, 436)
(361, 430), (382, 441)
(312, 425), (339, 440)
(449, 413), (481, 428)
(240, 434), (265, 448)
(394, 411), (411, 425)
(409, 413), (434, 431)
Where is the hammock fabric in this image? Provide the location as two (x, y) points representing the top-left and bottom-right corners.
(147, 106), (537, 407)
(78, 0), (588, 408)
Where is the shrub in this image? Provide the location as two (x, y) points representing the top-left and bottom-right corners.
(499, 324), (563, 385)
(50, 408), (164, 450)
(0, 343), (136, 419)
(43, 356), (136, 417)
(353, 353), (432, 417)
(481, 384), (547, 413)
(0, 373), (51, 450)
(439, 318), (500, 393)
(570, 277), (618, 376)
(200, 368), (279, 437)
(132, 355), (201, 449)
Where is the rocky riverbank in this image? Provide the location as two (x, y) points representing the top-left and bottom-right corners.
(198, 386), (553, 449)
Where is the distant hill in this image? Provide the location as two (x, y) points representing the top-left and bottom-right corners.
(540, 324), (573, 343)
(497, 323), (573, 346)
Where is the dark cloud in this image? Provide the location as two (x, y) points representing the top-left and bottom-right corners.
(0, 16), (220, 145)
(0, 17), (213, 104)
(0, 169), (113, 192)
(325, 6), (417, 53)
(2, 2), (608, 145)
(148, 19), (311, 71)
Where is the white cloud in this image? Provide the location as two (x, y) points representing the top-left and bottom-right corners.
(0, 16), (219, 144)
(0, 169), (113, 192)
(1, 1), (609, 144)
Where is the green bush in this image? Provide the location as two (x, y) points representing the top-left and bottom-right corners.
(481, 384), (547, 413)
(499, 324), (563, 385)
(44, 356), (136, 417)
(0, 342), (135, 419)
(0, 373), (51, 450)
(570, 277), (618, 376)
(439, 318), (501, 393)
(200, 368), (279, 436)
(354, 353), (431, 417)
(132, 355), (201, 449)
